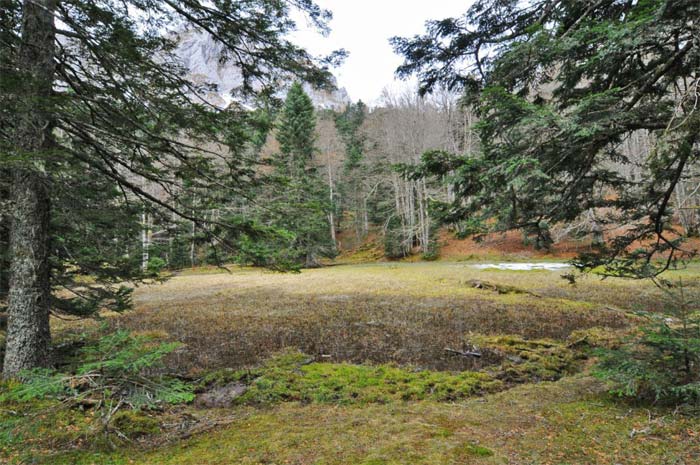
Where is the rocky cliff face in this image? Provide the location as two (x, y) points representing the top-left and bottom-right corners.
(174, 29), (350, 110)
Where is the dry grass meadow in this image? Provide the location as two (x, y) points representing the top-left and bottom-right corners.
(117, 262), (638, 373)
(7, 261), (700, 464)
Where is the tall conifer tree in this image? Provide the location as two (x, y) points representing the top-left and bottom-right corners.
(335, 101), (369, 240)
(266, 82), (335, 267)
(0, 0), (336, 377)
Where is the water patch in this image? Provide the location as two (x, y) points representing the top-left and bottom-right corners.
(472, 263), (571, 271)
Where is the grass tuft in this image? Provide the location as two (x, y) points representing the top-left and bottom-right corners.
(453, 442), (495, 458)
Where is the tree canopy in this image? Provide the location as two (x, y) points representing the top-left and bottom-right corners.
(243, 82), (335, 268)
(393, 0), (700, 277)
(0, 0), (337, 376)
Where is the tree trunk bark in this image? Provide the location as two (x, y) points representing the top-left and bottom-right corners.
(362, 198), (369, 237)
(190, 216), (196, 268)
(3, 0), (56, 378)
(141, 211), (150, 272)
(0, 173), (9, 301)
(327, 164), (336, 246)
(5, 173), (52, 376)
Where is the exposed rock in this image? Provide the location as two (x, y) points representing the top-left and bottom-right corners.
(172, 29), (351, 109)
(195, 382), (248, 408)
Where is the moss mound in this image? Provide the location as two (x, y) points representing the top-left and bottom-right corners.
(198, 352), (503, 405)
(111, 410), (161, 439)
(566, 326), (626, 350)
(470, 334), (578, 382)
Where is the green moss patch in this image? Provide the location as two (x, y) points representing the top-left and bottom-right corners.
(111, 410), (160, 439)
(566, 326), (627, 350)
(11, 376), (700, 465)
(470, 334), (579, 382)
(198, 352), (503, 405)
(0, 397), (97, 464)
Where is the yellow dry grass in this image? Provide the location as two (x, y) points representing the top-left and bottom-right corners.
(91, 262), (663, 373)
(15, 261), (700, 465)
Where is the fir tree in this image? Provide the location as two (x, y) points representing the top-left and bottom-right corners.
(335, 101), (367, 171)
(0, 0), (336, 377)
(278, 82), (318, 172)
(261, 82), (335, 268)
(335, 101), (370, 240)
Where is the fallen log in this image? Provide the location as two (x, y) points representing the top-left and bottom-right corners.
(444, 347), (482, 358)
(466, 279), (541, 297)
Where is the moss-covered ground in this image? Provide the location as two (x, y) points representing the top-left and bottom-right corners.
(3, 261), (700, 464)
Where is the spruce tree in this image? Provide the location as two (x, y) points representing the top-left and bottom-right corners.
(335, 101), (367, 171)
(0, 0), (335, 377)
(278, 83), (318, 172)
(262, 82), (335, 268)
(335, 101), (370, 240)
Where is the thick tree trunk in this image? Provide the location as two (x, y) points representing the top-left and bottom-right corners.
(3, 0), (56, 378)
(305, 252), (319, 268)
(4, 173), (52, 375)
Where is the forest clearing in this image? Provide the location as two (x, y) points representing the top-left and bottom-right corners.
(2, 0), (700, 463)
(2, 261), (700, 464)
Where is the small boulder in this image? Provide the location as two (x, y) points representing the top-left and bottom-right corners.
(195, 382), (248, 408)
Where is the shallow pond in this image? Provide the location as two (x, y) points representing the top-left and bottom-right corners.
(472, 263), (571, 271)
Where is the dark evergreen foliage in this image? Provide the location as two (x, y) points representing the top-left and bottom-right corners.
(334, 101), (372, 240)
(277, 82), (318, 168)
(239, 82), (335, 268)
(394, 0), (700, 277)
(335, 101), (367, 171)
(0, 0), (336, 374)
(595, 280), (700, 405)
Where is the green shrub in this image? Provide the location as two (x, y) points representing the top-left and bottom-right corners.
(1, 330), (194, 409)
(594, 281), (700, 404)
(146, 257), (167, 275)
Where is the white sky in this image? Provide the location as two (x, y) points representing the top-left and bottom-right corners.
(291, 1), (472, 105)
